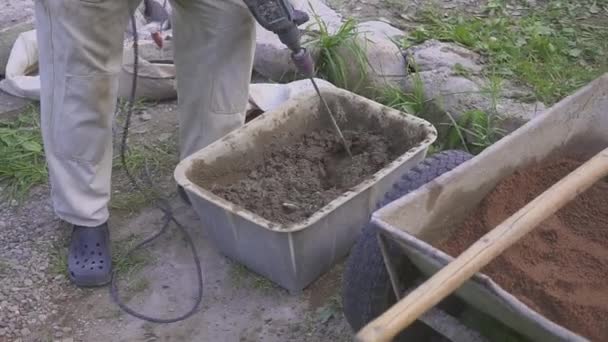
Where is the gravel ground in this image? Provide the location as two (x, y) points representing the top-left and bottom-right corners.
(0, 0), (33, 29)
(0, 187), (76, 342)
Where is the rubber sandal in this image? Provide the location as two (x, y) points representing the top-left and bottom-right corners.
(68, 223), (112, 287)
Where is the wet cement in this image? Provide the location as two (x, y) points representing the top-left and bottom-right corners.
(190, 128), (408, 225)
(436, 157), (608, 340)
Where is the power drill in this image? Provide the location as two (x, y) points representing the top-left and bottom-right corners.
(243, 0), (352, 156)
(243, 0), (315, 77)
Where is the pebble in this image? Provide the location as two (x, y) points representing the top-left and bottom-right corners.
(0, 328), (5, 336)
(20, 328), (30, 336)
(61, 338), (74, 342)
(63, 327), (72, 333)
(24, 280), (33, 287)
(140, 113), (152, 121)
(54, 331), (63, 338)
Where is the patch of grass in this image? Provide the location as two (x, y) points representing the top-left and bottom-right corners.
(229, 263), (277, 292)
(376, 69), (426, 115)
(444, 109), (506, 154)
(315, 295), (342, 325)
(49, 247), (68, 277)
(402, 1), (608, 104)
(0, 105), (47, 199)
(306, 14), (370, 92)
(0, 259), (12, 275)
(111, 138), (178, 212)
(112, 234), (152, 276)
(442, 76), (506, 154)
(127, 277), (150, 294)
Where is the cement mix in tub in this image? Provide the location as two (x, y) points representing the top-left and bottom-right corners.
(189, 128), (413, 225)
(436, 157), (608, 341)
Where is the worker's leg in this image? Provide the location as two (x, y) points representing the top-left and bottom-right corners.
(170, 0), (256, 159)
(35, 0), (139, 227)
(35, 0), (140, 286)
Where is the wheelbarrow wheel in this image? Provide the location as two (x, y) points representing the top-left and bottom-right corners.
(341, 150), (473, 338)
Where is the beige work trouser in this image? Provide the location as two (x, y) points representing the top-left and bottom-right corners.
(35, 0), (255, 227)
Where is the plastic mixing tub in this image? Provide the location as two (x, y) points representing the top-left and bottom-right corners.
(371, 74), (608, 341)
(174, 87), (437, 292)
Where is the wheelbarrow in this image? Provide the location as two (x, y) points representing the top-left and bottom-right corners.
(342, 73), (608, 341)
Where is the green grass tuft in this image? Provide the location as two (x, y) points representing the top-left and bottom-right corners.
(376, 69), (426, 115)
(112, 234), (152, 276)
(306, 14), (370, 92)
(229, 262), (278, 292)
(0, 105), (47, 199)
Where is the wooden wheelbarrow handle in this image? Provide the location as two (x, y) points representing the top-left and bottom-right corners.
(356, 147), (608, 342)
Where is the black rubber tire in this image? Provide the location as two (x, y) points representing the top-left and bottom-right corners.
(341, 150), (474, 337)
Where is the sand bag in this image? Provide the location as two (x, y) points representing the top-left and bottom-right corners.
(0, 29), (176, 101)
(119, 44), (176, 100)
(0, 29), (40, 100)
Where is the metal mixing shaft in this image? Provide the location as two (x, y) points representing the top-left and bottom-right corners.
(292, 49), (353, 157)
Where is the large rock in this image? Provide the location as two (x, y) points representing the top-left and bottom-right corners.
(351, 21), (406, 95)
(402, 40), (545, 135)
(406, 39), (483, 73)
(254, 0), (342, 82)
(0, 20), (34, 76)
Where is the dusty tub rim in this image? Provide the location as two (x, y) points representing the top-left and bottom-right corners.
(175, 88), (438, 234)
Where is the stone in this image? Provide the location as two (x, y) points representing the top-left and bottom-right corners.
(61, 338), (74, 342)
(24, 279), (33, 287)
(20, 328), (30, 336)
(406, 40), (483, 73)
(399, 40), (546, 134)
(352, 21), (407, 95)
(139, 112), (152, 121)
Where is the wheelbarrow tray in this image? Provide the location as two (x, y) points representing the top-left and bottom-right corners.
(175, 87), (437, 292)
(372, 74), (608, 341)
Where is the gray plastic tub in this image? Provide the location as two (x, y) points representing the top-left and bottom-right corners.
(371, 74), (608, 341)
(174, 87), (437, 292)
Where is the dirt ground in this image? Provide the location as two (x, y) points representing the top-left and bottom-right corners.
(0, 102), (352, 342)
(0, 0), (33, 29)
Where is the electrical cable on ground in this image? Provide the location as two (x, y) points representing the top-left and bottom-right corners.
(109, 11), (204, 324)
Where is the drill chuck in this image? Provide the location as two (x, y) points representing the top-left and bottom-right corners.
(291, 49), (315, 78)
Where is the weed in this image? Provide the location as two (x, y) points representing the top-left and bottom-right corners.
(306, 13), (370, 92)
(112, 234), (152, 276)
(444, 109), (505, 154)
(402, 2), (608, 104)
(49, 247), (68, 276)
(453, 63), (472, 78)
(0, 105), (47, 199)
(229, 263), (277, 292)
(0, 259), (11, 275)
(111, 139), (178, 212)
(315, 295), (342, 324)
(127, 277), (150, 294)
(376, 69), (426, 115)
